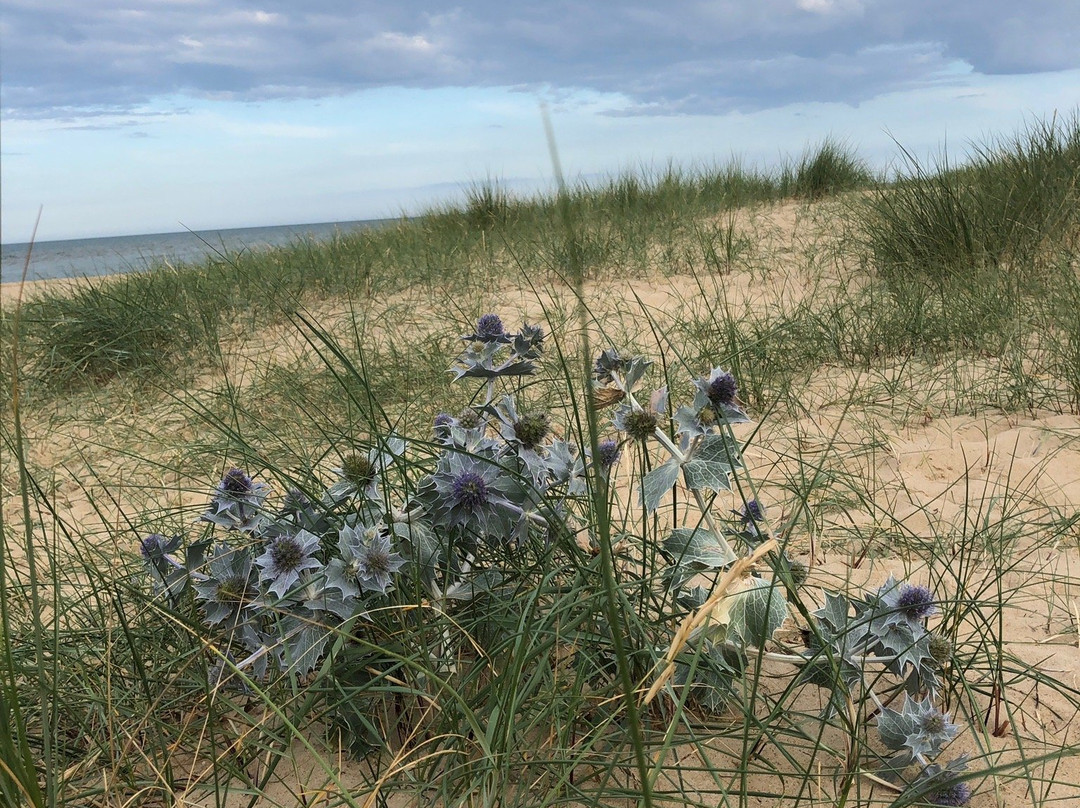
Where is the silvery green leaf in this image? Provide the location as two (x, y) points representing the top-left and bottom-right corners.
(674, 405), (709, 438)
(393, 518), (442, 593)
(184, 538), (211, 573)
(383, 434), (406, 457)
(877, 702), (921, 753)
(621, 357), (653, 391)
(444, 569), (505, 601)
(649, 386), (669, 414)
(716, 402), (750, 424)
(641, 460), (680, 513)
(694, 433), (743, 470)
(663, 527), (737, 568)
(276, 614), (332, 674)
(304, 588), (357, 621)
(682, 458), (733, 493)
(727, 577), (789, 647)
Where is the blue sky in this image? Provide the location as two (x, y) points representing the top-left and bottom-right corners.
(2, 1), (1078, 242)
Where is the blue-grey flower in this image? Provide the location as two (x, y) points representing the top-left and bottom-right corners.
(596, 439), (622, 469)
(463, 313), (512, 344)
(897, 583), (937, 621)
(739, 499), (765, 523)
(706, 370), (738, 407)
(873, 576), (937, 626)
(325, 436), (405, 504)
(325, 522), (406, 597)
(420, 450), (520, 538)
(928, 782), (972, 806)
(877, 695), (958, 759)
(493, 395), (552, 486)
(202, 468), (271, 533)
(192, 544), (258, 626)
(255, 529), (323, 599)
(613, 390), (667, 443)
(692, 367), (749, 423)
(433, 412), (454, 436)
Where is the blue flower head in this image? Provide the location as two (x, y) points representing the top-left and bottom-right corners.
(929, 781), (971, 806)
(255, 529), (323, 599)
(898, 583), (936, 620)
(192, 544), (258, 626)
(420, 450), (520, 539)
(202, 468), (270, 533)
(476, 313), (504, 339)
(597, 439), (622, 469)
(707, 370), (738, 407)
(325, 523), (406, 597)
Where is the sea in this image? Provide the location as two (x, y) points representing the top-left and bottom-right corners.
(0, 218), (392, 285)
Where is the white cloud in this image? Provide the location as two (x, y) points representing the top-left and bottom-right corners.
(1, 1), (1078, 118)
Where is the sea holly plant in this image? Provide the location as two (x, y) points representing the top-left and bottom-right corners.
(135, 315), (969, 802)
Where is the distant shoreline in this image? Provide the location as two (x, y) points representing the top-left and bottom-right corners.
(0, 217), (397, 286)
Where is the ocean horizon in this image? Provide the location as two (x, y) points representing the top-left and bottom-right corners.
(0, 217), (394, 285)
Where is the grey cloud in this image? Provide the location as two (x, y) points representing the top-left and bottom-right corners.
(2, 1), (1077, 118)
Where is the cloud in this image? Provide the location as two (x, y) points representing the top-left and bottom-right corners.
(3, 1), (1078, 119)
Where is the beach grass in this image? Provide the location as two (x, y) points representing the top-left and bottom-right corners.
(3, 115), (1080, 807)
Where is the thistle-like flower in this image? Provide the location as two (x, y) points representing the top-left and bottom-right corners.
(897, 583), (937, 621)
(928, 782), (972, 806)
(463, 313), (512, 343)
(706, 370), (738, 407)
(202, 467), (271, 533)
(691, 367), (747, 423)
(255, 529), (323, 599)
(928, 633), (953, 665)
(596, 439), (622, 469)
(420, 450), (520, 538)
(326, 437), (405, 504)
(613, 389), (667, 444)
(192, 544), (258, 626)
(877, 695), (958, 759)
(326, 523), (406, 597)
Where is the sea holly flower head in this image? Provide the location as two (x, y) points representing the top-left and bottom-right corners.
(192, 544), (258, 626)
(620, 409), (658, 442)
(513, 412), (550, 450)
(326, 523), (406, 597)
(912, 759), (972, 807)
(739, 499), (765, 523)
(355, 532), (406, 594)
(928, 633), (953, 665)
(614, 389), (667, 443)
(420, 450), (520, 538)
(878, 695), (958, 759)
(326, 438), (405, 504)
(928, 782), (972, 807)
(596, 439), (622, 469)
(706, 369), (738, 407)
(465, 313), (510, 343)
(691, 367), (749, 424)
(202, 467), (271, 533)
(458, 408), (483, 430)
(255, 529), (323, 599)
(897, 583), (937, 620)
(140, 533), (181, 565)
(872, 576), (937, 627)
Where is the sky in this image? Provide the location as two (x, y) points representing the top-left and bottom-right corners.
(2, 1), (1079, 243)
